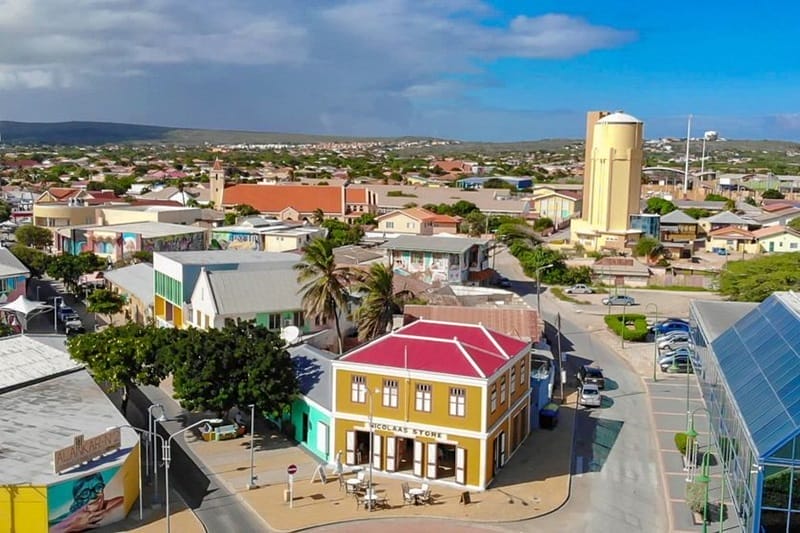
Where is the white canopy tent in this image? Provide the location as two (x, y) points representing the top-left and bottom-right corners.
(0, 295), (53, 333)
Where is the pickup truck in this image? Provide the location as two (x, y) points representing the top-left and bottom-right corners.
(57, 305), (79, 323)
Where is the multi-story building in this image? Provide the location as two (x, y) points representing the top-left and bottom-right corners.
(331, 319), (531, 490)
(0, 247), (29, 304)
(659, 210), (701, 243)
(571, 111), (645, 251)
(384, 235), (491, 285)
(152, 250), (300, 328)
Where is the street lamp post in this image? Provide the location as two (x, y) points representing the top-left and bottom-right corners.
(108, 424), (166, 521)
(535, 264), (553, 321)
(246, 404), (257, 490)
(164, 418), (222, 533)
(53, 296), (62, 332)
(147, 404), (165, 478)
(645, 303), (659, 381)
(365, 387), (379, 511)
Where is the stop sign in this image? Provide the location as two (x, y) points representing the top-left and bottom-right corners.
(287, 464), (298, 475)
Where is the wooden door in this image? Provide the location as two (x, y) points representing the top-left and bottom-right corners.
(372, 434), (382, 470)
(346, 431), (355, 465)
(426, 442), (438, 479)
(455, 447), (466, 484)
(386, 437), (397, 472)
(413, 440), (424, 477)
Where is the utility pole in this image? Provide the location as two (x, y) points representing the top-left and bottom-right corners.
(683, 114), (692, 195)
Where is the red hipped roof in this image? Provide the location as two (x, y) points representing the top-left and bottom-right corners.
(340, 319), (528, 379)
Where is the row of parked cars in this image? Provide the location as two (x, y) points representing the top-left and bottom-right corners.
(652, 318), (694, 373)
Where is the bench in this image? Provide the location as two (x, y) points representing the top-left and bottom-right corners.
(201, 423), (241, 442)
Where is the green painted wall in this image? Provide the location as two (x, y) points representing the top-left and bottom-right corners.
(288, 399), (331, 462)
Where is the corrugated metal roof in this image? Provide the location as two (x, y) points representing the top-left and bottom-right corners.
(103, 262), (154, 306)
(710, 292), (800, 459)
(660, 210), (698, 224)
(0, 247), (29, 278)
(206, 267), (302, 316)
(288, 344), (335, 410)
(383, 235), (488, 254)
(0, 334), (81, 392)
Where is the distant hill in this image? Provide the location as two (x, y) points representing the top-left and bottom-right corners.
(0, 120), (438, 146)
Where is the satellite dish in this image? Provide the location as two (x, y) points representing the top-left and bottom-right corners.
(281, 326), (300, 345)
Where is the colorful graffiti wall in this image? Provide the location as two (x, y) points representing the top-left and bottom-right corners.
(141, 231), (205, 254)
(47, 447), (138, 532)
(210, 231), (261, 251)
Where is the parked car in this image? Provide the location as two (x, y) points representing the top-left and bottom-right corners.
(577, 365), (606, 389)
(657, 332), (689, 348)
(660, 355), (692, 373)
(565, 284), (593, 294)
(659, 340), (690, 353)
(659, 349), (692, 367)
(602, 295), (635, 306)
(579, 383), (602, 407)
(651, 319), (690, 335)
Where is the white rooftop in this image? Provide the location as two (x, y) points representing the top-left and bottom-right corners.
(597, 112), (642, 124)
(0, 334), (81, 392)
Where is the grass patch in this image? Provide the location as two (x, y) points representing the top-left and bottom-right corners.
(604, 313), (649, 341)
(551, 287), (589, 304)
(641, 285), (712, 292)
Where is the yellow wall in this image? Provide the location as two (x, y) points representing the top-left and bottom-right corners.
(509, 360), (530, 406)
(154, 295), (166, 318)
(486, 377), (508, 430)
(0, 485), (48, 533)
(334, 418), (483, 487)
(484, 419), (509, 486)
(377, 213), (431, 235)
(33, 204), (98, 227)
(121, 445), (140, 518)
(334, 370), (483, 432)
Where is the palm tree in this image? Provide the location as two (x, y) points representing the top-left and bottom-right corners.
(353, 263), (414, 342)
(294, 238), (353, 354)
(312, 208), (325, 225)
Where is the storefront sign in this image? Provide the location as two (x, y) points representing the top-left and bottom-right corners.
(53, 428), (122, 474)
(370, 422), (447, 440)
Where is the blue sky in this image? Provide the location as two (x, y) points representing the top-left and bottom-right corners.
(0, 0), (798, 141)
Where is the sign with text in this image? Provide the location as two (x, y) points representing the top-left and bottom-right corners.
(53, 428), (122, 474)
(369, 422), (447, 440)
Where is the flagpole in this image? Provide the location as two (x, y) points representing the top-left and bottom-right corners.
(683, 114), (692, 194)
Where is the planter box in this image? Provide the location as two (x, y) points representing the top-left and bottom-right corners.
(692, 511), (705, 525)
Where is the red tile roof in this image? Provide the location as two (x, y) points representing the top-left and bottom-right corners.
(709, 226), (755, 239)
(222, 184), (344, 214)
(761, 202), (794, 213)
(340, 319), (528, 379)
(345, 188), (367, 204)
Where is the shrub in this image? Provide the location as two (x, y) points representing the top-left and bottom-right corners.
(675, 432), (689, 455)
(604, 314), (649, 341)
(686, 481), (708, 514)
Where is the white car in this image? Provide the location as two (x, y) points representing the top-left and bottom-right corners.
(579, 383), (602, 407)
(565, 284), (594, 294)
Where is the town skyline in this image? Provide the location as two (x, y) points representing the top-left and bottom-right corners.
(1, 1), (799, 142)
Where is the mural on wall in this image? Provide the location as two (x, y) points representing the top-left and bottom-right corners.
(121, 232), (141, 260)
(210, 231), (261, 251)
(0, 275), (26, 304)
(47, 466), (126, 532)
(63, 229), (90, 256)
(141, 232), (205, 253)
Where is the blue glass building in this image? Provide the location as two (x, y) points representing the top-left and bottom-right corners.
(690, 293), (800, 532)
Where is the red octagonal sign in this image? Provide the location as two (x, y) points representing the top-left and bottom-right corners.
(287, 464), (298, 475)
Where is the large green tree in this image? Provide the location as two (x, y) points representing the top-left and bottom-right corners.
(68, 324), (172, 413)
(295, 238), (354, 354)
(15, 225), (53, 249)
(86, 289), (125, 326)
(762, 189), (785, 200)
(719, 253), (800, 302)
(353, 263), (413, 342)
(169, 322), (298, 417)
(10, 245), (51, 278)
(788, 218), (800, 232)
(632, 237), (665, 262)
(644, 198), (677, 216)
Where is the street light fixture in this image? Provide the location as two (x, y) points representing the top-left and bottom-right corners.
(644, 303), (659, 381)
(106, 424), (166, 521)
(164, 418), (223, 533)
(147, 404), (167, 505)
(246, 404), (257, 490)
(53, 296), (63, 332)
(365, 387), (380, 512)
(535, 264), (553, 321)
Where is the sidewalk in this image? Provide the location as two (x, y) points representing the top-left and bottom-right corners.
(177, 389), (577, 532)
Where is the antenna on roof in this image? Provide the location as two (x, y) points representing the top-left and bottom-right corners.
(281, 325), (300, 346)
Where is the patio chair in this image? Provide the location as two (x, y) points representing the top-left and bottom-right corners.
(401, 482), (414, 506)
(419, 489), (432, 505)
(337, 474), (345, 492)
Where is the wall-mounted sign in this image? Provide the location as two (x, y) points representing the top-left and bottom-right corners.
(53, 428), (122, 474)
(369, 422), (447, 440)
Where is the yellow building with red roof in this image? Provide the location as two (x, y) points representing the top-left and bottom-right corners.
(331, 319), (531, 490)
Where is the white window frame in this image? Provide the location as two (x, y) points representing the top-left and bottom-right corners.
(490, 387), (497, 412)
(351, 375), (367, 403)
(500, 377), (507, 403)
(510, 369), (517, 395)
(449, 387), (466, 417)
(383, 379), (398, 408)
(415, 383), (432, 412)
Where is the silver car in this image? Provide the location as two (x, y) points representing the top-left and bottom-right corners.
(579, 383), (602, 407)
(566, 284), (594, 294)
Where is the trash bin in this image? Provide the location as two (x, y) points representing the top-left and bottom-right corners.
(539, 403), (560, 430)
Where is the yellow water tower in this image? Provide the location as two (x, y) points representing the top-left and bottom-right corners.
(571, 111), (644, 251)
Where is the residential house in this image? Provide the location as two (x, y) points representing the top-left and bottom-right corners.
(705, 226), (760, 254)
(333, 245), (385, 266)
(152, 250), (301, 328)
(103, 262), (154, 325)
(529, 190), (582, 226)
(187, 265), (306, 331)
(431, 160), (472, 174)
(742, 203), (800, 228)
(384, 235), (491, 285)
(659, 210), (701, 243)
(276, 344), (335, 461)
(592, 257), (651, 287)
(698, 211), (752, 235)
(0, 247), (29, 304)
(375, 207), (460, 235)
(752, 226), (800, 253)
(332, 319), (531, 490)
(96, 205), (203, 226)
(33, 188), (117, 229)
(368, 184), (531, 218)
